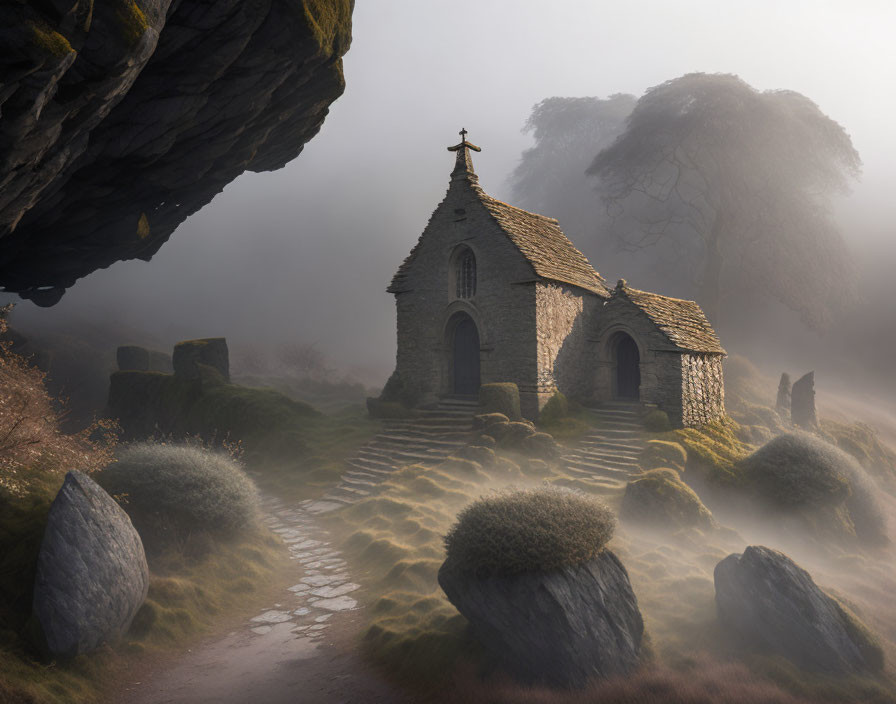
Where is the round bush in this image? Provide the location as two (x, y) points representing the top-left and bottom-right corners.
(479, 383), (522, 421)
(639, 439), (688, 471)
(620, 469), (714, 530)
(98, 442), (259, 550)
(739, 432), (887, 543)
(538, 392), (569, 426)
(444, 488), (615, 576)
(739, 433), (852, 507)
(643, 409), (672, 433)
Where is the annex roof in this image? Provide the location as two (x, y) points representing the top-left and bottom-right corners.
(613, 280), (726, 355)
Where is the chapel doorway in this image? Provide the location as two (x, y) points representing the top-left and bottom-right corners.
(613, 333), (641, 400)
(452, 314), (480, 395)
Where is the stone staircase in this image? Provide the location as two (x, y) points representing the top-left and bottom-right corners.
(301, 398), (477, 514)
(559, 404), (646, 494)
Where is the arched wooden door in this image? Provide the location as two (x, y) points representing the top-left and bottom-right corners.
(453, 315), (480, 395)
(614, 333), (641, 400)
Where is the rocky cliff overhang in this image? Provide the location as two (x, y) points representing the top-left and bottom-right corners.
(0, 0), (353, 305)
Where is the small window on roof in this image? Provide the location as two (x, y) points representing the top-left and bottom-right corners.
(455, 248), (476, 299)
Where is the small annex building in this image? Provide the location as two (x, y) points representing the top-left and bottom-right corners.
(385, 131), (726, 427)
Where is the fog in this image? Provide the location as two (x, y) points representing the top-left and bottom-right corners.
(7, 0), (896, 394)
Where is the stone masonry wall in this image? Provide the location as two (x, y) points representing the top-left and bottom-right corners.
(535, 282), (601, 408)
(393, 176), (540, 415)
(680, 353), (725, 426)
(592, 296), (685, 422)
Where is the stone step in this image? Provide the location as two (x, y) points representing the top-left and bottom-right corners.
(370, 434), (467, 449)
(565, 461), (634, 478)
(346, 458), (397, 474)
(343, 469), (387, 483)
(553, 476), (627, 493)
(568, 446), (640, 460)
(587, 420), (643, 430)
(341, 475), (378, 488)
(583, 428), (642, 437)
(580, 439), (644, 451)
(569, 452), (640, 468)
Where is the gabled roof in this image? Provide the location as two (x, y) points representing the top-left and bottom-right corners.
(477, 194), (609, 296)
(388, 138), (609, 296)
(614, 281), (725, 355)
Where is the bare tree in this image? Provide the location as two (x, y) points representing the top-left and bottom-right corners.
(589, 73), (861, 327)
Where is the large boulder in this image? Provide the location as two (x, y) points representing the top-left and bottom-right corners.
(439, 550), (643, 688)
(32, 471), (149, 658)
(172, 338), (229, 381)
(714, 546), (883, 674)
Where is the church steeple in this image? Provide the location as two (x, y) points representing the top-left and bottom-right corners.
(448, 128), (481, 182)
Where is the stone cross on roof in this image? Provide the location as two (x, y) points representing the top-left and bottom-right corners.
(447, 128), (481, 180)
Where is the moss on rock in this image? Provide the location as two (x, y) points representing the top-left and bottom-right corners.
(478, 383), (521, 421)
(639, 439), (688, 471)
(620, 469), (715, 530)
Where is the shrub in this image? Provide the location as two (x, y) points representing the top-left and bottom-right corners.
(739, 433), (851, 508)
(97, 442), (259, 552)
(378, 370), (423, 409)
(537, 391), (569, 426)
(739, 432), (887, 544)
(620, 469), (715, 530)
(443, 488), (614, 576)
(639, 439), (687, 471)
(478, 383), (521, 421)
(643, 409), (672, 432)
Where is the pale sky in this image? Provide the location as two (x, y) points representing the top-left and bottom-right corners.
(14, 0), (896, 382)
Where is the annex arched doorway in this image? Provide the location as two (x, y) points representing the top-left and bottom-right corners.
(451, 313), (480, 395)
(612, 332), (641, 400)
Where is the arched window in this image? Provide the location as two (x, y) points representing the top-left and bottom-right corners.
(455, 248), (476, 299)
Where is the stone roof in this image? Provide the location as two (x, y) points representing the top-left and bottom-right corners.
(477, 195), (609, 296)
(614, 281), (726, 354)
(388, 139), (609, 296)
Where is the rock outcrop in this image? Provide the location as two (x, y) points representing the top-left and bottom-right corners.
(0, 1), (353, 304)
(714, 546), (883, 674)
(32, 470), (149, 658)
(776, 372), (792, 413)
(438, 551), (644, 688)
(173, 337), (229, 381)
(791, 371), (818, 429)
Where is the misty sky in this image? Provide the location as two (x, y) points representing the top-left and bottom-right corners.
(11, 0), (896, 384)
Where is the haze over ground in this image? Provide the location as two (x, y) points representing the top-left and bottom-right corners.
(8, 0), (896, 390)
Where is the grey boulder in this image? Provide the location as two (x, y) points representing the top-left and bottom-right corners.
(714, 545), (883, 673)
(438, 550), (643, 688)
(33, 471), (149, 658)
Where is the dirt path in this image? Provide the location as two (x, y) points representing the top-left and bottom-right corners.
(114, 498), (409, 704)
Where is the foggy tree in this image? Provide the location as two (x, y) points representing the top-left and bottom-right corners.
(510, 95), (635, 238)
(589, 73), (861, 327)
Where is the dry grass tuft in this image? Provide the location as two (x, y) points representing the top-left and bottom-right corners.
(444, 488), (614, 576)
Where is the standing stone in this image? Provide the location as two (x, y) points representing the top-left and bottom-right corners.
(714, 546), (883, 673)
(791, 371), (817, 429)
(438, 551), (644, 688)
(172, 338), (229, 381)
(117, 345), (150, 371)
(32, 471), (149, 658)
(776, 372), (792, 413)
(148, 350), (174, 373)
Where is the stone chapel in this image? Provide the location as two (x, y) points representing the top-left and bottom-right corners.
(386, 131), (726, 427)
